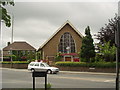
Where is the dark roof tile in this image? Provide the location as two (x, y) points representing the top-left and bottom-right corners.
(3, 41), (36, 51)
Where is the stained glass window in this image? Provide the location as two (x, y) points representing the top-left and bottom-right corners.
(58, 32), (75, 53)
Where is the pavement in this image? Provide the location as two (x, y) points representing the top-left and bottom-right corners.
(1, 67), (116, 76)
(60, 71), (116, 76)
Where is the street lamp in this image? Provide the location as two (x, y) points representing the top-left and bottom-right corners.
(10, 48), (12, 68)
(11, 13), (14, 43)
(8, 12), (14, 44)
(10, 48), (12, 61)
(0, 20), (5, 62)
(0, 12), (14, 62)
(6, 12), (14, 44)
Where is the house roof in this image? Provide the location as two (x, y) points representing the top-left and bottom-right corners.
(3, 41), (36, 51)
(38, 20), (83, 50)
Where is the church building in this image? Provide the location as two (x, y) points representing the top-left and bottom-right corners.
(38, 20), (83, 62)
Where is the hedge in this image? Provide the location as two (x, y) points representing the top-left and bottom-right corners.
(55, 61), (120, 68)
(2, 61), (29, 64)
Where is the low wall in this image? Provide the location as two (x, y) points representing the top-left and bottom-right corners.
(2, 64), (117, 73)
(2, 64), (28, 69)
(57, 66), (116, 73)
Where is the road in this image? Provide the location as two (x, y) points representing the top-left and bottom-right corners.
(2, 68), (117, 89)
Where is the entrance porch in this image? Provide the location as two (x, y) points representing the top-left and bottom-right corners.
(60, 53), (80, 62)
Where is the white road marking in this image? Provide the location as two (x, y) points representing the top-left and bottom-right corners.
(104, 80), (115, 83)
(50, 76), (115, 83)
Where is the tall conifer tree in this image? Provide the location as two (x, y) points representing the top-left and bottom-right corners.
(80, 26), (95, 62)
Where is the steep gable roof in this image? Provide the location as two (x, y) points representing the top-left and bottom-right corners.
(38, 20), (83, 50)
(3, 41), (36, 51)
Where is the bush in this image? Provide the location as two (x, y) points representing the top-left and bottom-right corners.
(93, 62), (116, 68)
(95, 53), (103, 62)
(55, 61), (120, 68)
(4, 55), (17, 61)
(2, 61), (11, 64)
(27, 59), (35, 63)
(55, 53), (62, 62)
(20, 56), (27, 61)
(44, 83), (52, 89)
(55, 62), (88, 67)
(2, 61), (29, 64)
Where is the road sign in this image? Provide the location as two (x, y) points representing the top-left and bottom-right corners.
(32, 71), (47, 77)
(32, 71), (47, 90)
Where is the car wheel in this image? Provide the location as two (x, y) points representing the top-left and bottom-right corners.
(53, 72), (57, 74)
(47, 69), (52, 74)
(31, 68), (35, 72)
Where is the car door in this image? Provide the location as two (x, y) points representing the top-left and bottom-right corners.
(40, 63), (46, 71)
(34, 63), (40, 71)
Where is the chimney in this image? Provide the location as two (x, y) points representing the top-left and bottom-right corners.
(7, 42), (10, 46)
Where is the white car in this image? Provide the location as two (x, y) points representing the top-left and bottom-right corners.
(28, 62), (59, 74)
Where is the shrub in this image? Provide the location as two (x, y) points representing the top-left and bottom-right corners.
(2, 61), (11, 64)
(27, 59), (35, 63)
(55, 53), (62, 62)
(97, 41), (116, 62)
(2, 61), (29, 64)
(95, 53), (104, 62)
(45, 83), (52, 89)
(93, 62), (116, 68)
(21, 56), (27, 61)
(4, 55), (17, 61)
(55, 61), (119, 68)
(11, 55), (17, 61)
(55, 62), (88, 67)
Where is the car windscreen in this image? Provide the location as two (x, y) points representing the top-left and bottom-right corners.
(29, 63), (35, 66)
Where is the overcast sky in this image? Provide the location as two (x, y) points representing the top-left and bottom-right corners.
(1, 1), (118, 49)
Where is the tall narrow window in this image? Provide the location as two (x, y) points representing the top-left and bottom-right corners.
(58, 32), (75, 53)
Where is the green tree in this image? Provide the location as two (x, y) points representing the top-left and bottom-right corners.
(80, 26), (95, 62)
(55, 52), (62, 62)
(0, 0), (14, 27)
(95, 14), (119, 46)
(98, 41), (116, 62)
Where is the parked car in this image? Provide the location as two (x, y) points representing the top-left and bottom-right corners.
(28, 62), (59, 74)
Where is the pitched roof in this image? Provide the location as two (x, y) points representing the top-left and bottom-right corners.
(38, 20), (83, 50)
(3, 41), (36, 51)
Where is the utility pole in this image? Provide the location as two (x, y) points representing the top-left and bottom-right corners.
(115, 15), (120, 90)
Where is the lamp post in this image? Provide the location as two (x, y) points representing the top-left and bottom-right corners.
(10, 48), (12, 68)
(8, 12), (14, 44)
(0, 21), (2, 62)
(0, 20), (4, 62)
(7, 12), (14, 44)
(11, 13), (14, 43)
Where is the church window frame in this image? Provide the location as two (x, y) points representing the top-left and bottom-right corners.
(58, 32), (76, 53)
